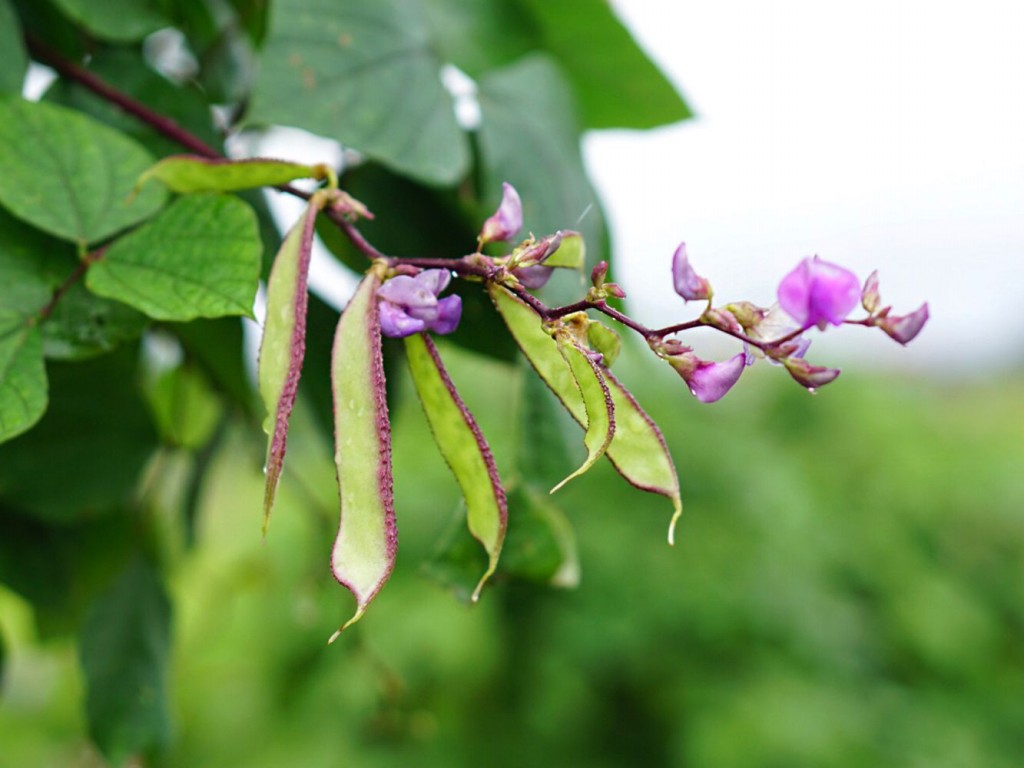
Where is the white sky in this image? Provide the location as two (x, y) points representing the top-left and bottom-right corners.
(587, 0), (1024, 373)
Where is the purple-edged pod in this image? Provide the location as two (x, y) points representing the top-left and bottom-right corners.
(405, 333), (508, 601)
(489, 285), (683, 543)
(328, 266), (396, 641)
(550, 330), (615, 494)
(257, 196), (323, 534)
(138, 154), (331, 194)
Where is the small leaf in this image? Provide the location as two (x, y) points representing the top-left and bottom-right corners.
(139, 155), (328, 194)
(405, 333), (507, 600)
(490, 285), (682, 539)
(79, 555), (172, 764)
(329, 268), (395, 638)
(0, 326), (46, 444)
(49, 0), (168, 42)
(87, 194), (262, 321)
(0, 96), (166, 245)
(257, 200), (319, 533)
(250, 0), (469, 184)
(543, 231), (586, 269)
(550, 334), (614, 493)
(587, 320), (622, 367)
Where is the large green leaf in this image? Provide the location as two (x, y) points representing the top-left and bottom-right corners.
(330, 268), (396, 638)
(0, 348), (157, 522)
(80, 555), (172, 764)
(478, 55), (606, 303)
(420, 0), (537, 76)
(50, 0), (168, 42)
(249, 0), (469, 184)
(519, 0), (692, 129)
(0, 97), (166, 245)
(405, 333), (507, 599)
(0, 0), (27, 94)
(87, 194), (261, 321)
(0, 326), (46, 444)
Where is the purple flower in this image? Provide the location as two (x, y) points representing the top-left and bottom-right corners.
(877, 302), (929, 345)
(672, 242), (712, 301)
(666, 350), (747, 403)
(479, 182), (522, 245)
(777, 255), (861, 330)
(377, 269), (462, 338)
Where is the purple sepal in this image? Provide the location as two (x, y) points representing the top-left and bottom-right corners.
(672, 242), (712, 301)
(778, 255), (860, 330)
(878, 302), (929, 345)
(479, 182), (522, 245)
(514, 265), (554, 289)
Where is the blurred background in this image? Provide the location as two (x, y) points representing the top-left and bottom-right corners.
(2, 1), (1023, 766)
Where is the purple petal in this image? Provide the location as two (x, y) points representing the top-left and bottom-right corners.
(778, 256), (860, 329)
(427, 294), (462, 335)
(376, 274), (436, 309)
(379, 301), (426, 338)
(861, 270), (881, 313)
(685, 353), (746, 403)
(479, 182), (522, 244)
(880, 302), (929, 345)
(672, 242), (712, 301)
(416, 268), (452, 296)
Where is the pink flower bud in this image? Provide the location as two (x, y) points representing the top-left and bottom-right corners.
(479, 182), (522, 245)
(604, 282), (626, 299)
(777, 255), (860, 330)
(700, 307), (743, 334)
(782, 357), (841, 391)
(513, 265), (554, 289)
(666, 350), (746, 403)
(671, 242), (712, 301)
(861, 270), (881, 314)
(877, 302), (929, 345)
(591, 260), (609, 287)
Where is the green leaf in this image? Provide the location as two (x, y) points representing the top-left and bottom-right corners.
(490, 285), (682, 538)
(519, 0), (692, 129)
(420, 0), (537, 76)
(0, 348), (157, 523)
(80, 555), (172, 764)
(249, 0), (469, 185)
(140, 155), (328, 194)
(87, 194), (262, 321)
(478, 54), (606, 302)
(41, 282), (149, 360)
(551, 332), (614, 493)
(329, 268), (395, 638)
(258, 200), (319, 532)
(0, 326), (46, 444)
(405, 333), (507, 600)
(0, 96), (167, 245)
(0, 0), (27, 94)
(49, 0), (168, 42)
(543, 230), (586, 270)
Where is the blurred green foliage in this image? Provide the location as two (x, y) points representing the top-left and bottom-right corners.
(2, 345), (1022, 767)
